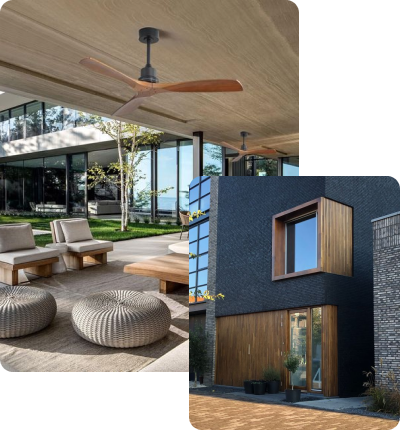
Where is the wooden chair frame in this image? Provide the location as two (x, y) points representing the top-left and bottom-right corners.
(0, 257), (58, 286)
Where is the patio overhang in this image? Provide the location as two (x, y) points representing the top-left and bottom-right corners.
(0, 0), (298, 156)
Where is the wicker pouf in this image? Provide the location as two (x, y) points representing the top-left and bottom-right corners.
(0, 286), (57, 338)
(71, 290), (171, 348)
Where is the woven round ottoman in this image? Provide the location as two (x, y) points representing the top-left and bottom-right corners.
(0, 286), (57, 338)
(71, 290), (171, 348)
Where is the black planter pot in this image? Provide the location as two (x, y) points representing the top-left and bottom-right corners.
(244, 380), (256, 394)
(268, 380), (280, 394)
(199, 376), (204, 384)
(252, 382), (267, 395)
(285, 389), (301, 403)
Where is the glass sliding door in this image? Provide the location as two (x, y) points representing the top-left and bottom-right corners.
(5, 161), (24, 211)
(24, 158), (44, 212)
(157, 141), (177, 219)
(43, 155), (67, 213)
(179, 140), (193, 211)
(289, 310), (307, 388)
(69, 154), (86, 215)
(311, 307), (322, 391)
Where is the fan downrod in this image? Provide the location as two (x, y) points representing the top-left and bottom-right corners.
(138, 27), (160, 83)
(240, 131), (249, 151)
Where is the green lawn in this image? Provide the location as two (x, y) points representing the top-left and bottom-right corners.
(0, 216), (181, 247)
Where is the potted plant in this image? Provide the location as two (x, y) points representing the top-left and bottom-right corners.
(252, 381), (267, 395)
(263, 366), (281, 394)
(243, 380), (256, 394)
(283, 351), (302, 403)
(189, 326), (209, 387)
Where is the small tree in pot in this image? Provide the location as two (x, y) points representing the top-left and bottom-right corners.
(189, 326), (209, 387)
(263, 367), (281, 394)
(283, 351), (302, 402)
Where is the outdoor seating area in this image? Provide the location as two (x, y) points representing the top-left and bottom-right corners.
(0, 220), (188, 372)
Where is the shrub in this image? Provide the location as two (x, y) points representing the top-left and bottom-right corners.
(263, 366), (281, 382)
(154, 217), (161, 224)
(166, 220), (172, 225)
(189, 326), (209, 388)
(363, 360), (400, 416)
(133, 216), (140, 223)
(143, 216), (150, 224)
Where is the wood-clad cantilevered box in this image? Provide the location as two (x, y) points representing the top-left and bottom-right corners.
(272, 197), (353, 281)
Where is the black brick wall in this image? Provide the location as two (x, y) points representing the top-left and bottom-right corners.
(373, 212), (400, 386)
(207, 176), (400, 397)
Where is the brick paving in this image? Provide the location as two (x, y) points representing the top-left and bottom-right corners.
(189, 394), (398, 430)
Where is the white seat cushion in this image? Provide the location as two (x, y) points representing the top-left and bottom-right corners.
(66, 240), (113, 253)
(0, 247), (59, 266)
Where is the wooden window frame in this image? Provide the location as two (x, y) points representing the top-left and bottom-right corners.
(272, 198), (322, 281)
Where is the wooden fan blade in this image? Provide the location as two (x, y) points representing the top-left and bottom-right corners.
(80, 57), (144, 90)
(154, 79), (243, 92)
(232, 154), (244, 163)
(220, 141), (241, 151)
(246, 148), (277, 156)
(113, 95), (146, 116)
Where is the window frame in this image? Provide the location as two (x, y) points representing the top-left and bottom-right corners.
(272, 198), (322, 281)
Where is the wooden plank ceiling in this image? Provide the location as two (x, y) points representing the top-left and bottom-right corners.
(0, 0), (298, 155)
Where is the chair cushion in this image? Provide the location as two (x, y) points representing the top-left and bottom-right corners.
(0, 223), (36, 253)
(0, 246), (59, 265)
(52, 218), (81, 243)
(66, 240), (113, 253)
(61, 219), (93, 243)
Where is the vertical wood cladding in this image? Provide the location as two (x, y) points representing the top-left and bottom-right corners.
(215, 306), (338, 396)
(320, 198), (353, 277)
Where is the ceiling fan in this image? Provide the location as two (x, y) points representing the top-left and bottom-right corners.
(220, 132), (279, 162)
(79, 27), (243, 116)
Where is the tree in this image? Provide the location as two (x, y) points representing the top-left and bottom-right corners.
(189, 325), (209, 387)
(82, 114), (169, 231)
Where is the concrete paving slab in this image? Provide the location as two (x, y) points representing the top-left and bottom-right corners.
(300, 396), (372, 410)
(140, 340), (188, 372)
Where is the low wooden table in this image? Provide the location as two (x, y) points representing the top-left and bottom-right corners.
(124, 253), (189, 293)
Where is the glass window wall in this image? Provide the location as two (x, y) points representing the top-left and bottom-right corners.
(0, 110), (9, 144)
(69, 154), (86, 215)
(282, 157), (299, 176)
(44, 103), (63, 133)
(131, 147), (152, 214)
(10, 106), (24, 141)
(203, 143), (223, 176)
(43, 156), (66, 213)
(179, 140), (193, 211)
(157, 141), (177, 218)
(5, 161), (24, 211)
(25, 101), (43, 138)
(311, 307), (322, 391)
(24, 158), (44, 212)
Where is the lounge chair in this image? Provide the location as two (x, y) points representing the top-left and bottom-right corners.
(179, 211), (190, 240)
(0, 223), (59, 285)
(50, 219), (113, 270)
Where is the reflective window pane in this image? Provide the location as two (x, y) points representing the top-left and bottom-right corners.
(5, 161), (24, 210)
(157, 141), (177, 218)
(10, 106), (24, 141)
(0, 110), (9, 143)
(69, 153), (86, 215)
(189, 257), (196, 273)
(203, 143), (222, 176)
(189, 241), (197, 255)
(43, 155), (66, 212)
(286, 214), (317, 273)
(63, 107), (76, 129)
(44, 103), (63, 133)
(24, 158), (44, 212)
(25, 101), (43, 138)
(179, 140), (193, 211)
(201, 178), (210, 196)
(290, 311), (307, 388)
(189, 287), (197, 304)
(189, 200), (199, 213)
(199, 221), (209, 239)
(189, 185), (199, 203)
(200, 194), (210, 212)
(283, 157), (299, 176)
(189, 225), (198, 243)
(131, 148), (152, 214)
(311, 308), (322, 391)
(189, 272), (197, 288)
(196, 285), (207, 302)
(198, 254), (208, 270)
(199, 237), (209, 254)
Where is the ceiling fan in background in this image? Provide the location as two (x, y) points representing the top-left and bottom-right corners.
(220, 132), (285, 162)
(80, 27), (243, 116)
